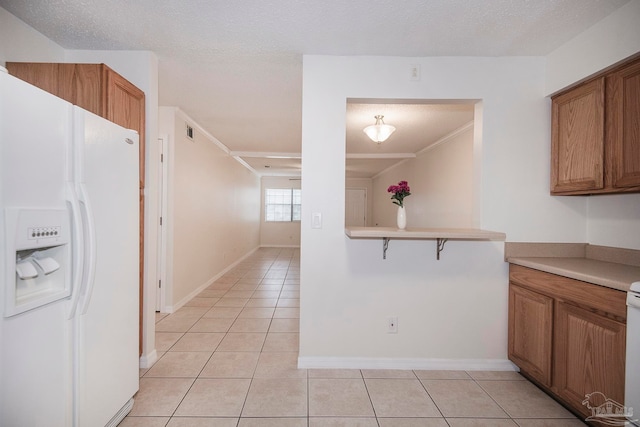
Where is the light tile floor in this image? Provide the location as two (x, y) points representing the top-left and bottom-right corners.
(122, 247), (585, 427)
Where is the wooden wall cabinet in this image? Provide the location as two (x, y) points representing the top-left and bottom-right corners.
(508, 264), (627, 419)
(607, 58), (640, 189)
(7, 62), (146, 354)
(551, 56), (640, 195)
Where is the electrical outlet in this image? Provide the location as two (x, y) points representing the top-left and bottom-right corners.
(410, 64), (421, 81)
(387, 317), (398, 333)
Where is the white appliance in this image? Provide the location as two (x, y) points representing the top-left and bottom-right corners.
(627, 281), (640, 426)
(0, 68), (139, 426)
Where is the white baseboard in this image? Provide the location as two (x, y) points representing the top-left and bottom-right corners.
(139, 349), (158, 369)
(171, 246), (260, 311)
(297, 356), (518, 371)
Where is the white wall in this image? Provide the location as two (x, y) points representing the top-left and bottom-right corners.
(159, 107), (261, 309)
(546, 0), (640, 95)
(372, 124), (474, 228)
(260, 176), (302, 247)
(546, 0), (640, 251)
(300, 55), (585, 369)
(300, 4), (640, 368)
(414, 125), (474, 228)
(587, 195), (640, 250)
(0, 7), (65, 64)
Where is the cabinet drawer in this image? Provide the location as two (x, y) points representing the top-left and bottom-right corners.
(509, 264), (626, 322)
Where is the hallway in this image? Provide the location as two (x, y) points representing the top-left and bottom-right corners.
(122, 247), (583, 426)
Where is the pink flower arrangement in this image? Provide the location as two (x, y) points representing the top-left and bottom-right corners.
(387, 180), (411, 207)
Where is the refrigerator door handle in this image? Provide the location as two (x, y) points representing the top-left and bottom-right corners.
(78, 183), (97, 315)
(66, 182), (85, 319)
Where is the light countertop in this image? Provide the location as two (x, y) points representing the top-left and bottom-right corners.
(346, 227), (506, 240)
(506, 243), (640, 293)
(345, 227), (506, 260)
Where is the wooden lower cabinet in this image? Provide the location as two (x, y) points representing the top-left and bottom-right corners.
(554, 301), (626, 419)
(508, 264), (627, 420)
(508, 284), (553, 387)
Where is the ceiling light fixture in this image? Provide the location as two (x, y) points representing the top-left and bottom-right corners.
(363, 115), (396, 143)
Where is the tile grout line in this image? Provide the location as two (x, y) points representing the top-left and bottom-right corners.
(474, 377), (520, 421)
(168, 278), (237, 422)
(415, 370), (447, 421)
(306, 357), (310, 427)
(359, 369), (381, 424)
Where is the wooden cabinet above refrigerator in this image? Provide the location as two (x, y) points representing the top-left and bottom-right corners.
(6, 62), (145, 188)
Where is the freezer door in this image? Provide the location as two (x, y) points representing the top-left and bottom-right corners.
(0, 70), (73, 426)
(72, 107), (139, 427)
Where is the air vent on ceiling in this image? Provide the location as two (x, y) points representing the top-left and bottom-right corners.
(185, 123), (194, 141)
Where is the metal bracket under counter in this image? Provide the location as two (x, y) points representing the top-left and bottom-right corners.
(382, 237), (448, 260)
(346, 227), (506, 260)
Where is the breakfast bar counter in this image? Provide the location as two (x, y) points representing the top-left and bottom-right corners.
(345, 226), (506, 259)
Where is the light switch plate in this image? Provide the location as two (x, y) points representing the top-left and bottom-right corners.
(312, 212), (322, 229)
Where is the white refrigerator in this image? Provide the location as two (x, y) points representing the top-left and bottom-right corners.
(0, 68), (139, 426)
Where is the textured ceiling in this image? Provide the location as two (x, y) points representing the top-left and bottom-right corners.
(0, 0), (631, 176)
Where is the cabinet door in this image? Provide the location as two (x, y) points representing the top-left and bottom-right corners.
(551, 78), (605, 194)
(104, 68), (145, 188)
(607, 58), (640, 189)
(554, 301), (626, 419)
(508, 284), (553, 387)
